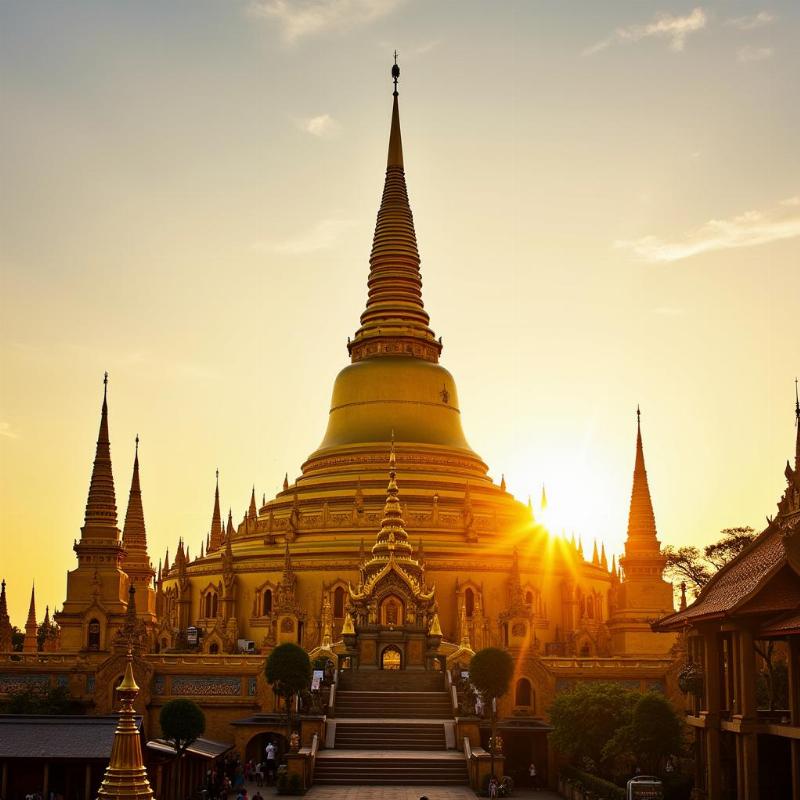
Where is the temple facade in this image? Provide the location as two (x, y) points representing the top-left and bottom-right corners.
(0, 68), (681, 788)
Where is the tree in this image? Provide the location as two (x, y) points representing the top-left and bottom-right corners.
(1, 685), (83, 715)
(607, 692), (683, 775)
(266, 642), (312, 733)
(159, 698), (206, 757)
(664, 526), (756, 596)
(469, 647), (514, 777)
(549, 682), (639, 778)
(160, 699), (205, 800)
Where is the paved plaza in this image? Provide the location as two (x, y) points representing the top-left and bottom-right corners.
(301, 788), (561, 800)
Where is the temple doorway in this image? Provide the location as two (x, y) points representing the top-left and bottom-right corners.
(381, 645), (402, 670)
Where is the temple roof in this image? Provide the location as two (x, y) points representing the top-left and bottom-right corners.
(0, 715), (141, 760)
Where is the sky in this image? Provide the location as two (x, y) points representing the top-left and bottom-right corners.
(1, 0), (798, 625)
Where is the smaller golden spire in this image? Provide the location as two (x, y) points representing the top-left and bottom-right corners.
(96, 648), (154, 800)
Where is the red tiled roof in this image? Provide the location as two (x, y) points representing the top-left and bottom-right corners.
(655, 523), (794, 630)
(759, 608), (800, 637)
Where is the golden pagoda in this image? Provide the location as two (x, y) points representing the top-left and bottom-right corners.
(3, 63), (682, 783)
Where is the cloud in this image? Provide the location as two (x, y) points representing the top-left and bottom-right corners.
(616, 197), (800, 262)
(296, 113), (340, 137)
(583, 7), (707, 55)
(737, 45), (773, 62)
(249, 0), (403, 43)
(0, 422), (18, 439)
(726, 11), (775, 30)
(255, 219), (357, 255)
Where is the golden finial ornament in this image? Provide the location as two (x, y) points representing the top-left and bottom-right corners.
(96, 647), (155, 800)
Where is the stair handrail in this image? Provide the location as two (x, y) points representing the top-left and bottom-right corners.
(463, 735), (472, 760)
(308, 732), (319, 788)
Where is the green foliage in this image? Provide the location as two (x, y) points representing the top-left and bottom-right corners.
(159, 699), (206, 756)
(0, 685), (84, 715)
(550, 682), (639, 775)
(11, 626), (24, 652)
(608, 692), (683, 775)
(560, 765), (625, 800)
(664, 526), (756, 594)
(266, 643), (312, 699)
(469, 648), (514, 700)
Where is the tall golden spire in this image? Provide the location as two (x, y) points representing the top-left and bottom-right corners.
(96, 649), (155, 800)
(23, 584), (38, 652)
(122, 436), (153, 583)
(626, 406), (659, 551)
(347, 56), (441, 365)
(209, 470), (223, 552)
(82, 373), (119, 540)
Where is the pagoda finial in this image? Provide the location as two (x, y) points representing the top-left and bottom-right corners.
(540, 484), (548, 512)
(96, 648), (154, 800)
(82, 374), (119, 539)
(209, 470), (223, 552)
(500, 473), (506, 492)
(370, 439), (413, 560)
(600, 542), (608, 570)
(591, 539), (600, 565)
(249, 486), (257, 520)
(23, 584), (38, 652)
(679, 581), (688, 611)
(283, 472), (289, 492)
(392, 50), (399, 95)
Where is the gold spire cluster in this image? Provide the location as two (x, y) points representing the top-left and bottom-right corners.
(23, 584), (38, 653)
(82, 374), (120, 540)
(347, 59), (441, 364)
(96, 649), (155, 800)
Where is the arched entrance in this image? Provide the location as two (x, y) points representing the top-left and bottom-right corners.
(381, 645), (402, 670)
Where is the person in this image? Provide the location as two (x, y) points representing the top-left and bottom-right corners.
(264, 740), (277, 785)
(475, 692), (484, 717)
(529, 762), (538, 789)
(488, 775), (498, 798)
(254, 762), (263, 787)
(252, 793), (263, 800)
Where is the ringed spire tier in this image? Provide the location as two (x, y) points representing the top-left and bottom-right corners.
(82, 373), (119, 540)
(347, 59), (442, 366)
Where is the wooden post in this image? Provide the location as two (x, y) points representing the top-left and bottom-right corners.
(789, 639), (800, 800)
(736, 626), (758, 799)
(2, 761), (8, 800)
(43, 762), (49, 799)
(703, 627), (722, 800)
(84, 763), (92, 800)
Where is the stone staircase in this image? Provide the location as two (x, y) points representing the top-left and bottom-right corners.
(314, 670), (469, 786)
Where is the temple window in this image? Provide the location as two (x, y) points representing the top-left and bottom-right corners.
(204, 591), (218, 619)
(263, 588), (273, 615)
(87, 619), (101, 650)
(465, 588), (474, 618)
(587, 597), (594, 619)
(333, 586), (345, 618)
(525, 591), (533, 605)
(515, 678), (532, 707)
(209, 642), (219, 654)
